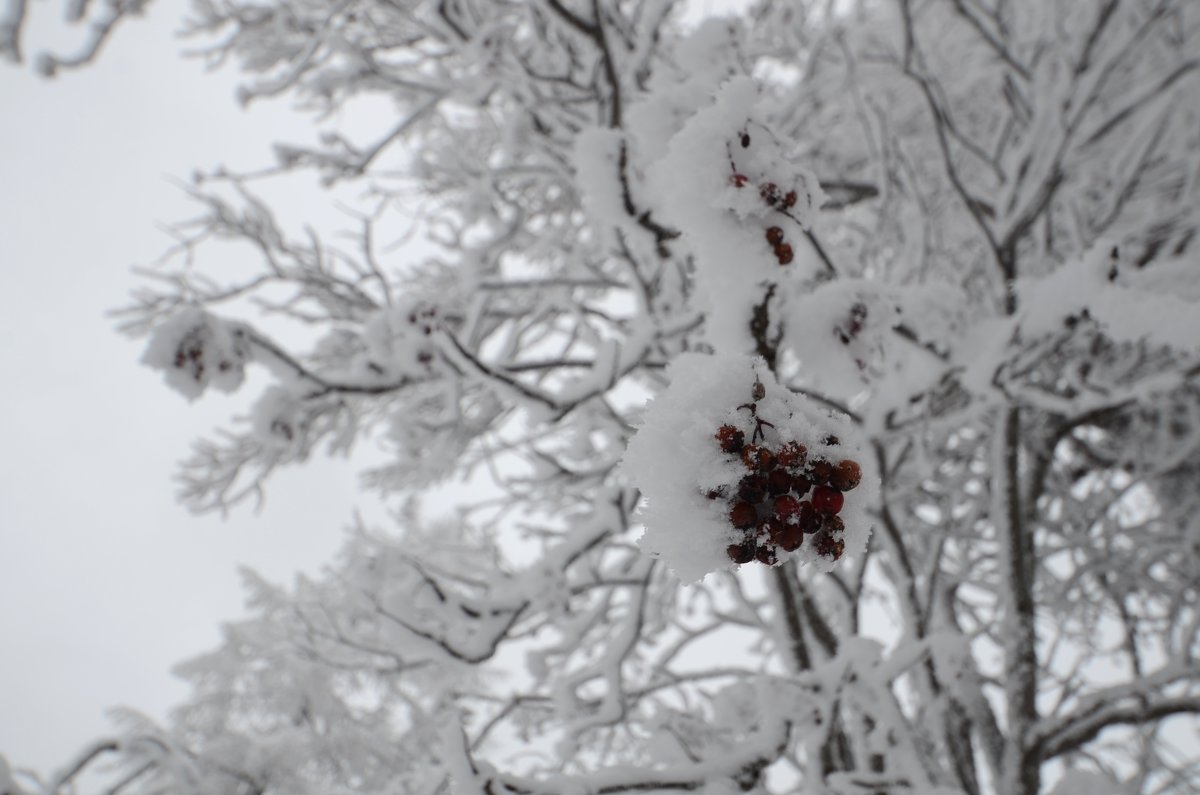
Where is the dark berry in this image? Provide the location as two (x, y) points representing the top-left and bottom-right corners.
(775, 521), (804, 552)
(790, 474), (812, 497)
(740, 132), (751, 148)
(762, 518), (786, 544)
(705, 488), (725, 501)
(797, 501), (822, 534)
(741, 445), (775, 472)
(737, 474), (768, 504)
(809, 458), (834, 485)
(775, 243), (794, 265)
(760, 182), (780, 205)
(774, 494), (801, 519)
(716, 424), (745, 454)
(822, 434), (841, 446)
(740, 444), (757, 469)
(766, 226), (784, 246)
(784, 190), (798, 208)
(755, 544), (778, 565)
(823, 514), (846, 537)
(831, 459), (862, 492)
(731, 173), (749, 188)
(727, 541), (756, 564)
(729, 501), (758, 529)
(752, 379), (766, 401)
(767, 469), (792, 496)
(813, 531), (845, 561)
(812, 486), (844, 515)
(776, 441), (807, 469)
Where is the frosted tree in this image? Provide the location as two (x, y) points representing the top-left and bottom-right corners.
(4, 1), (1199, 794)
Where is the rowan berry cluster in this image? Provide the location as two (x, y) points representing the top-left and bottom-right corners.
(406, 304), (439, 365)
(171, 329), (234, 382)
(710, 406), (861, 567)
(765, 225), (793, 266)
(406, 305), (439, 335)
(728, 130), (802, 267)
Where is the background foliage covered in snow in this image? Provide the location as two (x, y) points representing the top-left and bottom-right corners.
(3, 0), (1200, 793)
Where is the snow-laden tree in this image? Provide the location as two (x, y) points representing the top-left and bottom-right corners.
(4, 1), (1200, 794)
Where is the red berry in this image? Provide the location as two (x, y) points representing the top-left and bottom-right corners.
(741, 445), (775, 472)
(705, 488), (725, 501)
(755, 544), (778, 565)
(716, 424), (745, 454)
(808, 458), (834, 485)
(774, 494), (801, 519)
(776, 441), (807, 469)
(775, 521), (804, 552)
(784, 190), (798, 208)
(727, 541), (756, 564)
(831, 459), (862, 492)
(775, 243), (794, 265)
(762, 517), (786, 543)
(797, 501), (821, 534)
(737, 474), (768, 504)
(767, 469), (792, 496)
(766, 226), (784, 246)
(760, 182), (780, 204)
(731, 173), (749, 188)
(824, 515), (846, 537)
(813, 531), (845, 561)
(812, 486), (844, 515)
(729, 501), (758, 529)
(740, 444), (759, 469)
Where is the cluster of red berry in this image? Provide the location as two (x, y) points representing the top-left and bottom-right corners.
(172, 331), (233, 382)
(406, 305), (439, 364)
(765, 225), (792, 265)
(710, 422), (861, 567)
(406, 305), (438, 335)
(728, 132), (801, 267)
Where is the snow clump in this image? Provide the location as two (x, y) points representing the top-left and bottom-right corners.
(141, 307), (252, 400)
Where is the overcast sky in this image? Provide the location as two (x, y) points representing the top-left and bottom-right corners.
(0, 9), (380, 775)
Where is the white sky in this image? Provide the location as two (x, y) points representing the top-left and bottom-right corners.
(0, 8), (377, 776)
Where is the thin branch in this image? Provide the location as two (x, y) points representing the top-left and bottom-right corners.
(949, 0), (1030, 79)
